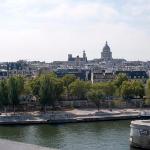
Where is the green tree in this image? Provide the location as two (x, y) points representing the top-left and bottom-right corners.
(146, 79), (150, 98)
(132, 80), (145, 98)
(39, 74), (64, 111)
(87, 89), (104, 111)
(102, 82), (115, 98)
(69, 80), (91, 100)
(8, 76), (24, 113)
(17, 76), (24, 94)
(0, 79), (9, 113)
(114, 74), (128, 87)
(92, 82), (116, 100)
(62, 74), (76, 100)
(53, 78), (64, 101)
(120, 81), (133, 100)
(24, 79), (32, 95)
(145, 79), (150, 106)
(114, 74), (128, 96)
(39, 75), (51, 111)
(30, 76), (41, 97)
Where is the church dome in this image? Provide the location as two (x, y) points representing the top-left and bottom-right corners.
(101, 41), (112, 61)
(103, 41), (110, 52)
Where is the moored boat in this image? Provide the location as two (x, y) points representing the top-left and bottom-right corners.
(139, 111), (150, 119)
(130, 120), (150, 149)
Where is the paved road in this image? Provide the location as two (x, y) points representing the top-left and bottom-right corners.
(0, 139), (56, 150)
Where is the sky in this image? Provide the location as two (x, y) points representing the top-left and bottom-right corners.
(0, 0), (150, 62)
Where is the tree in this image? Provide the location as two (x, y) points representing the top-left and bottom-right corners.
(62, 74), (76, 100)
(146, 79), (150, 98)
(91, 82), (116, 109)
(92, 82), (116, 100)
(30, 76), (41, 97)
(39, 75), (51, 111)
(114, 74), (128, 96)
(132, 80), (145, 98)
(24, 81), (30, 95)
(8, 76), (24, 113)
(120, 81), (133, 100)
(53, 78), (64, 101)
(0, 79), (9, 113)
(39, 74), (64, 111)
(120, 80), (145, 107)
(69, 80), (91, 100)
(114, 74), (128, 87)
(87, 89), (104, 111)
(145, 80), (150, 106)
(16, 76), (24, 94)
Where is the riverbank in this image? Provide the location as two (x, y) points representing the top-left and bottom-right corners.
(49, 108), (140, 124)
(0, 108), (147, 125)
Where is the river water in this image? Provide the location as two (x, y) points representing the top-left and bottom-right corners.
(0, 120), (139, 150)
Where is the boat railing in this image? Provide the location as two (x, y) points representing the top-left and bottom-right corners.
(140, 111), (150, 116)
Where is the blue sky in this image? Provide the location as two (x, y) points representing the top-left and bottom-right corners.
(0, 0), (150, 62)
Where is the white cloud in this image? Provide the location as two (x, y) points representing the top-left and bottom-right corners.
(121, 0), (150, 24)
(0, 0), (149, 62)
(0, 0), (119, 26)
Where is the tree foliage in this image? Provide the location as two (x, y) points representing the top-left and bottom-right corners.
(62, 74), (76, 99)
(0, 72), (148, 111)
(7, 76), (24, 111)
(92, 82), (116, 99)
(30, 76), (41, 96)
(146, 79), (150, 98)
(114, 74), (128, 88)
(39, 74), (64, 109)
(69, 80), (91, 99)
(114, 74), (128, 96)
(0, 79), (9, 107)
(120, 81), (133, 100)
(120, 80), (144, 100)
(132, 80), (144, 98)
(87, 89), (104, 111)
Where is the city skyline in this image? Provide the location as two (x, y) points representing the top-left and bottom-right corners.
(0, 0), (150, 62)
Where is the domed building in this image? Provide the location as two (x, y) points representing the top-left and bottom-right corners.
(101, 41), (112, 61)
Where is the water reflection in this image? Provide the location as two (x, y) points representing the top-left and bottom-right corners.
(0, 121), (137, 150)
(0, 125), (26, 141)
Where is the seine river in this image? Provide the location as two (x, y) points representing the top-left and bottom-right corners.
(0, 120), (139, 150)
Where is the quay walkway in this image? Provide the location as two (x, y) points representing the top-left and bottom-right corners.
(0, 139), (56, 150)
(0, 109), (141, 125)
(48, 113), (140, 124)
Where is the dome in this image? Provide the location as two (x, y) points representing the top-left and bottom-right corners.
(101, 41), (112, 61)
(103, 41), (110, 52)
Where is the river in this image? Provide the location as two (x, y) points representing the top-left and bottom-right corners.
(0, 120), (139, 150)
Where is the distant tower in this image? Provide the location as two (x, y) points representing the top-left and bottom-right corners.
(76, 55), (80, 66)
(68, 54), (72, 61)
(101, 41), (112, 61)
(83, 50), (87, 62)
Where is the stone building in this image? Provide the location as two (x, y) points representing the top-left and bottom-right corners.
(54, 68), (90, 81)
(68, 51), (87, 65)
(91, 68), (115, 83)
(101, 41), (112, 61)
(0, 69), (8, 79)
(116, 71), (149, 82)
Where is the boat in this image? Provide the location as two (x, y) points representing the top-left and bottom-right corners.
(139, 111), (150, 119)
(130, 120), (150, 149)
